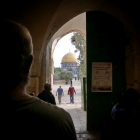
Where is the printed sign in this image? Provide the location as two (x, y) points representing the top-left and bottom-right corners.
(92, 62), (112, 92)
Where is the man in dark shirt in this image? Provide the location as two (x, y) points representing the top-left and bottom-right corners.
(1, 20), (77, 140)
(38, 83), (56, 105)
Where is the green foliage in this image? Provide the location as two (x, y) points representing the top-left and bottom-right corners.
(59, 70), (74, 81)
(77, 67), (83, 78)
(71, 32), (87, 77)
(53, 73), (60, 80)
(54, 67), (62, 73)
(71, 32), (86, 63)
(53, 67), (74, 81)
(53, 67), (63, 80)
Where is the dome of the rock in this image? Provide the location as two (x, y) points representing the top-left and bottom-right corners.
(61, 53), (78, 63)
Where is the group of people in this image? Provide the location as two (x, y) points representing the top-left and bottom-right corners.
(37, 83), (76, 105)
(56, 84), (76, 104)
(2, 20), (140, 140)
(74, 77), (80, 81)
(36, 76), (77, 105)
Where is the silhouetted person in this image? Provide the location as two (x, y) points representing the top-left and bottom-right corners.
(0, 20), (77, 140)
(110, 88), (140, 140)
(37, 83), (56, 105)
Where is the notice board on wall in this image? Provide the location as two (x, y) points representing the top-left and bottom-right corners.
(92, 62), (112, 92)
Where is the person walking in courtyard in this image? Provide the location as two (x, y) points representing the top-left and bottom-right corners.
(70, 79), (72, 86)
(68, 85), (76, 103)
(56, 86), (64, 104)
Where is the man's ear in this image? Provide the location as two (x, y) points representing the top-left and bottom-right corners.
(25, 55), (33, 74)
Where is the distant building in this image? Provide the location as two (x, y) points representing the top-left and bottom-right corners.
(61, 52), (79, 77)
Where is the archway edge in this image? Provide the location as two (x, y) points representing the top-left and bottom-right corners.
(3, 0), (138, 94)
(40, 1), (140, 62)
(2, 0), (139, 75)
(38, 1), (140, 94)
(52, 29), (86, 54)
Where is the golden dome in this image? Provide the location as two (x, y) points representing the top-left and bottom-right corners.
(61, 53), (78, 63)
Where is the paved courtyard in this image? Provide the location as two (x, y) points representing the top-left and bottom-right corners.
(52, 79), (100, 140)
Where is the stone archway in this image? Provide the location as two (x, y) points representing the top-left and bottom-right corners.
(1, 0), (140, 131)
(2, 1), (139, 95)
(37, 1), (140, 96)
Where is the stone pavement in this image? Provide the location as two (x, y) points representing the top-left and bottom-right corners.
(53, 79), (100, 140)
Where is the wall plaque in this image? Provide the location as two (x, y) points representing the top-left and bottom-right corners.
(92, 62), (112, 92)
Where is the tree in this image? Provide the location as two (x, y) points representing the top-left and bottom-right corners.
(59, 70), (74, 84)
(53, 67), (62, 80)
(53, 73), (60, 80)
(71, 32), (86, 77)
(54, 67), (62, 73)
(71, 32), (86, 63)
